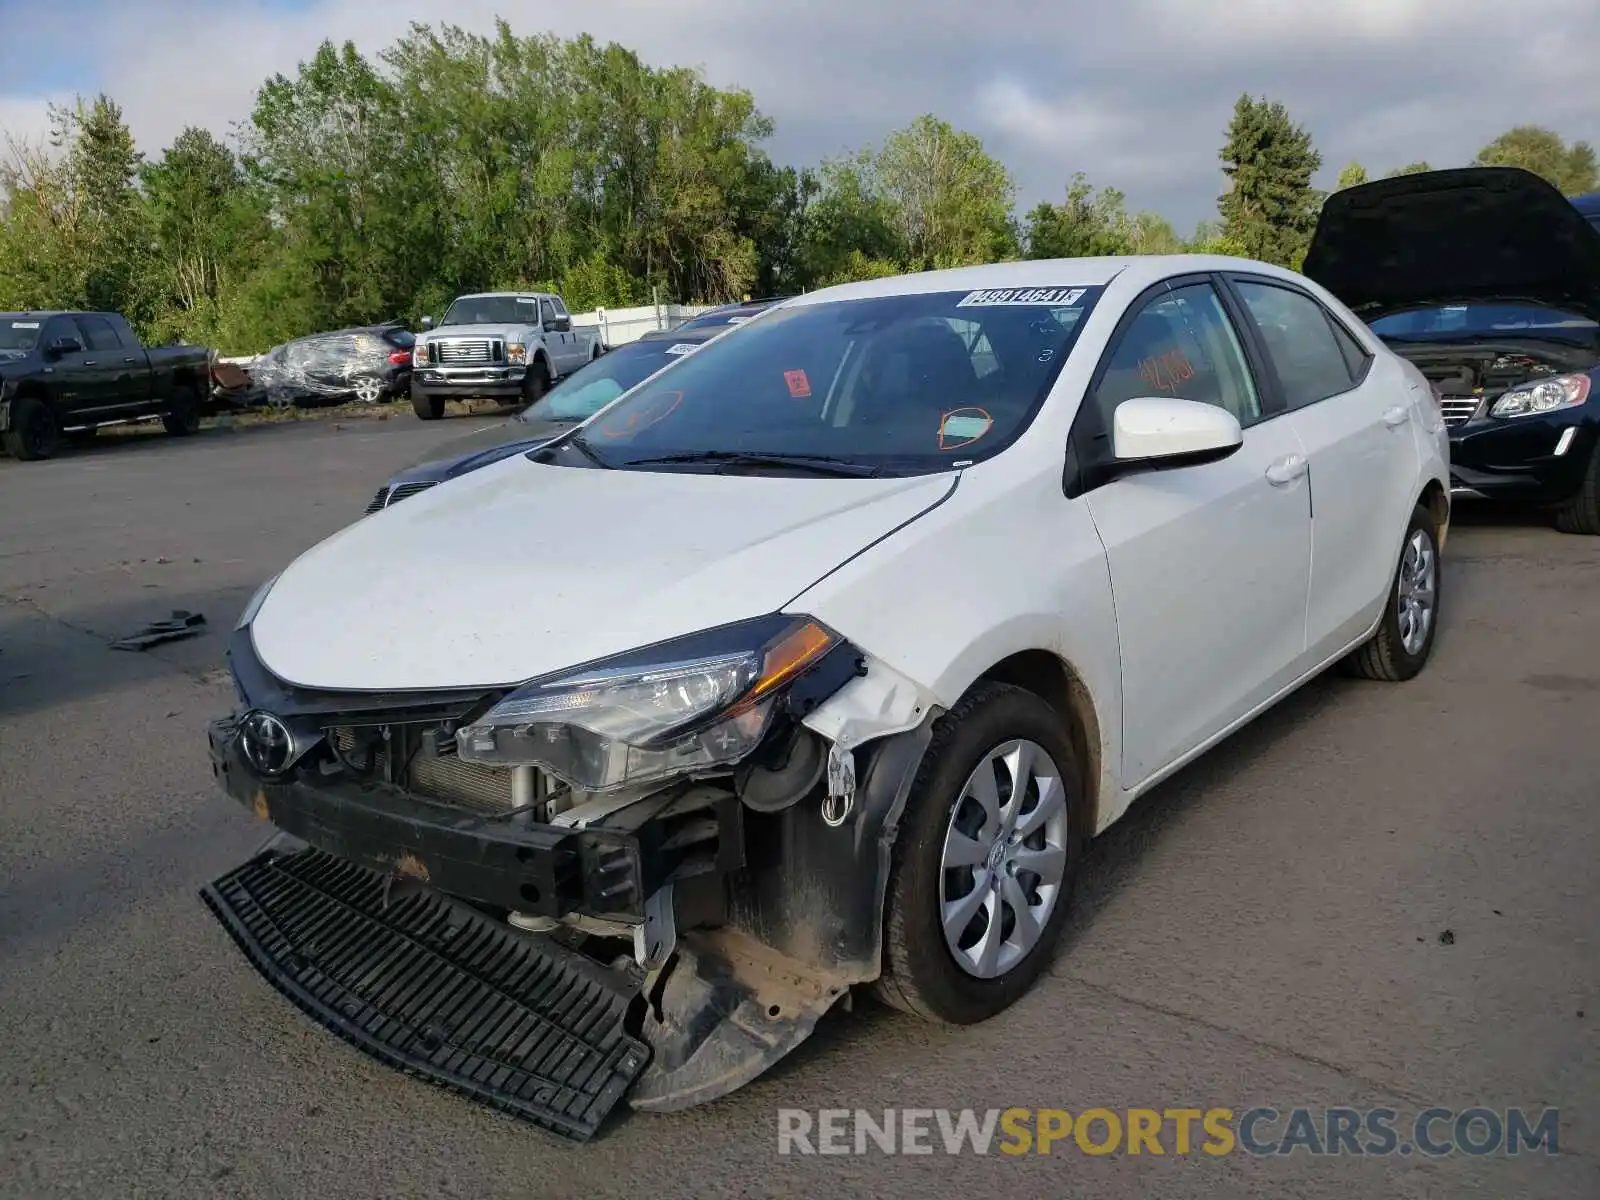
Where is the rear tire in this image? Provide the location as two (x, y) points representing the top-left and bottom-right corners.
(1341, 504), (1440, 682)
(412, 390), (444, 421)
(521, 359), (551, 407)
(874, 682), (1084, 1024)
(2, 396), (61, 460)
(162, 384), (201, 436)
(1553, 440), (1600, 535)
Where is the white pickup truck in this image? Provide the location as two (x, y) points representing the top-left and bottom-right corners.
(410, 291), (604, 420)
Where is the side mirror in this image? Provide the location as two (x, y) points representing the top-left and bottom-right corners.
(46, 335), (83, 359)
(552, 315), (572, 333)
(1112, 396), (1242, 468)
(419, 315), (434, 331)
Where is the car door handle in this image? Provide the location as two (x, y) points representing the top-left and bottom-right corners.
(1265, 454), (1309, 486)
(122, 356), (135, 363)
(82, 358), (98, 366)
(1382, 406), (1409, 428)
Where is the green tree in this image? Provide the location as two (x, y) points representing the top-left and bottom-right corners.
(1186, 220), (1249, 257)
(798, 149), (906, 285)
(1474, 126), (1598, 195)
(1218, 93), (1323, 266)
(140, 127), (273, 346)
(0, 95), (149, 321)
(1024, 174), (1135, 258)
(1384, 161), (1433, 178)
(796, 116), (1015, 285)
(875, 114), (1018, 269)
(1336, 160), (1368, 190)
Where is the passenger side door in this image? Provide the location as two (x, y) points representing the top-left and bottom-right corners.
(76, 315), (145, 412)
(1224, 276), (1423, 664)
(1072, 278), (1313, 787)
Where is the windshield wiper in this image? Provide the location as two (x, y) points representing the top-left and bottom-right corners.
(618, 450), (882, 478)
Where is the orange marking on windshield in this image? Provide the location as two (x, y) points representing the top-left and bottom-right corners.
(938, 406), (994, 451)
(784, 369), (812, 398)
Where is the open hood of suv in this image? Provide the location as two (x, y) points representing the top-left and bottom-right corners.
(1302, 167), (1600, 323)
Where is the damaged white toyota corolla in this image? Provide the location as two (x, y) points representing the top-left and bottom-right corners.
(204, 255), (1450, 1140)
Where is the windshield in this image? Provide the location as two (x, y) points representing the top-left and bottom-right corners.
(520, 339), (705, 423)
(568, 286), (1102, 474)
(439, 296), (540, 327)
(0, 318), (43, 355)
(1370, 303), (1598, 340)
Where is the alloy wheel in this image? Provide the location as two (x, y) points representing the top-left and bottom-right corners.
(1397, 528), (1436, 655)
(939, 739), (1070, 980)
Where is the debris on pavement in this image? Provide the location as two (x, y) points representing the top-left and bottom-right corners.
(111, 610), (207, 651)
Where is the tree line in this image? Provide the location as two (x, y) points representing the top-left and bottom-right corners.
(1, 20), (1594, 356)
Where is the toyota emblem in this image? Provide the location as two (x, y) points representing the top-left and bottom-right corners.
(240, 710), (295, 775)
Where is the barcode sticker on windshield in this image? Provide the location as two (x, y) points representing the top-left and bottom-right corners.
(664, 343), (698, 356)
(726, 316), (750, 324)
(956, 287), (1087, 308)
(10, 321), (39, 329)
(516, 297), (538, 305)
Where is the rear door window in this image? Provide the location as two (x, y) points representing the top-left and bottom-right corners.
(1232, 280), (1357, 409)
(74, 315), (121, 352)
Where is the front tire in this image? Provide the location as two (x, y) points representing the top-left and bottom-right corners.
(162, 384), (201, 436)
(2, 396), (62, 460)
(411, 389), (444, 421)
(875, 682), (1083, 1024)
(521, 358), (551, 407)
(1341, 503), (1440, 682)
(1553, 440), (1600, 535)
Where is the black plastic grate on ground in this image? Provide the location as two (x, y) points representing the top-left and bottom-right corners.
(201, 847), (649, 1142)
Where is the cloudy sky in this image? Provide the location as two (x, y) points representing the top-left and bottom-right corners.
(1, 0), (1596, 229)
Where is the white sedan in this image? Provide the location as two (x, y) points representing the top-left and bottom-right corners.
(213, 254), (1451, 1116)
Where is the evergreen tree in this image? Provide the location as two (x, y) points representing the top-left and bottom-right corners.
(1218, 94), (1323, 266)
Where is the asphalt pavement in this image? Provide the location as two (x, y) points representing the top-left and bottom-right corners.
(1, 416), (1596, 1199)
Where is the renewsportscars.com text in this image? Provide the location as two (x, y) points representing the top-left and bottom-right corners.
(776, 1106), (1561, 1157)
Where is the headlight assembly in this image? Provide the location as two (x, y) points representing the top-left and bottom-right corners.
(1489, 373), (1591, 419)
(507, 342), (528, 365)
(456, 616), (847, 792)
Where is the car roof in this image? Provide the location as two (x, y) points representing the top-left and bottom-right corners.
(637, 326), (721, 344)
(2, 311), (107, 320)
(452, 291), (553, 300)
(781, 256), (1316, 309)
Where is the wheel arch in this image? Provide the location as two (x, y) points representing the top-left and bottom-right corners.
(1419, 476), (1448, 532)
(973, 649), (1104, 839)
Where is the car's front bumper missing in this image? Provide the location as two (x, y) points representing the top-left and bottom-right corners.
(206, 717), (743, 922)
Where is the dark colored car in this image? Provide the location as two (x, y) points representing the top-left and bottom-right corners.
(674, 297), (791, 333)
(1303, 167), (1600, 533)
(1573, 191), (1600, 234)
(251, 324), (415, 408)
(362, 311), (782, 514)
(0, 310), (213, 460)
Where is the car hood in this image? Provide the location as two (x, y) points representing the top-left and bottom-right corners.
(420, 322), (531, 340)
(1303, 167), (1600, 323)
(387, 418), (574, 486)
(252, 456), (956, 691)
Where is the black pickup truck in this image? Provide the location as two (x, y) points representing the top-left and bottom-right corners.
(0, 311), (213, 460)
